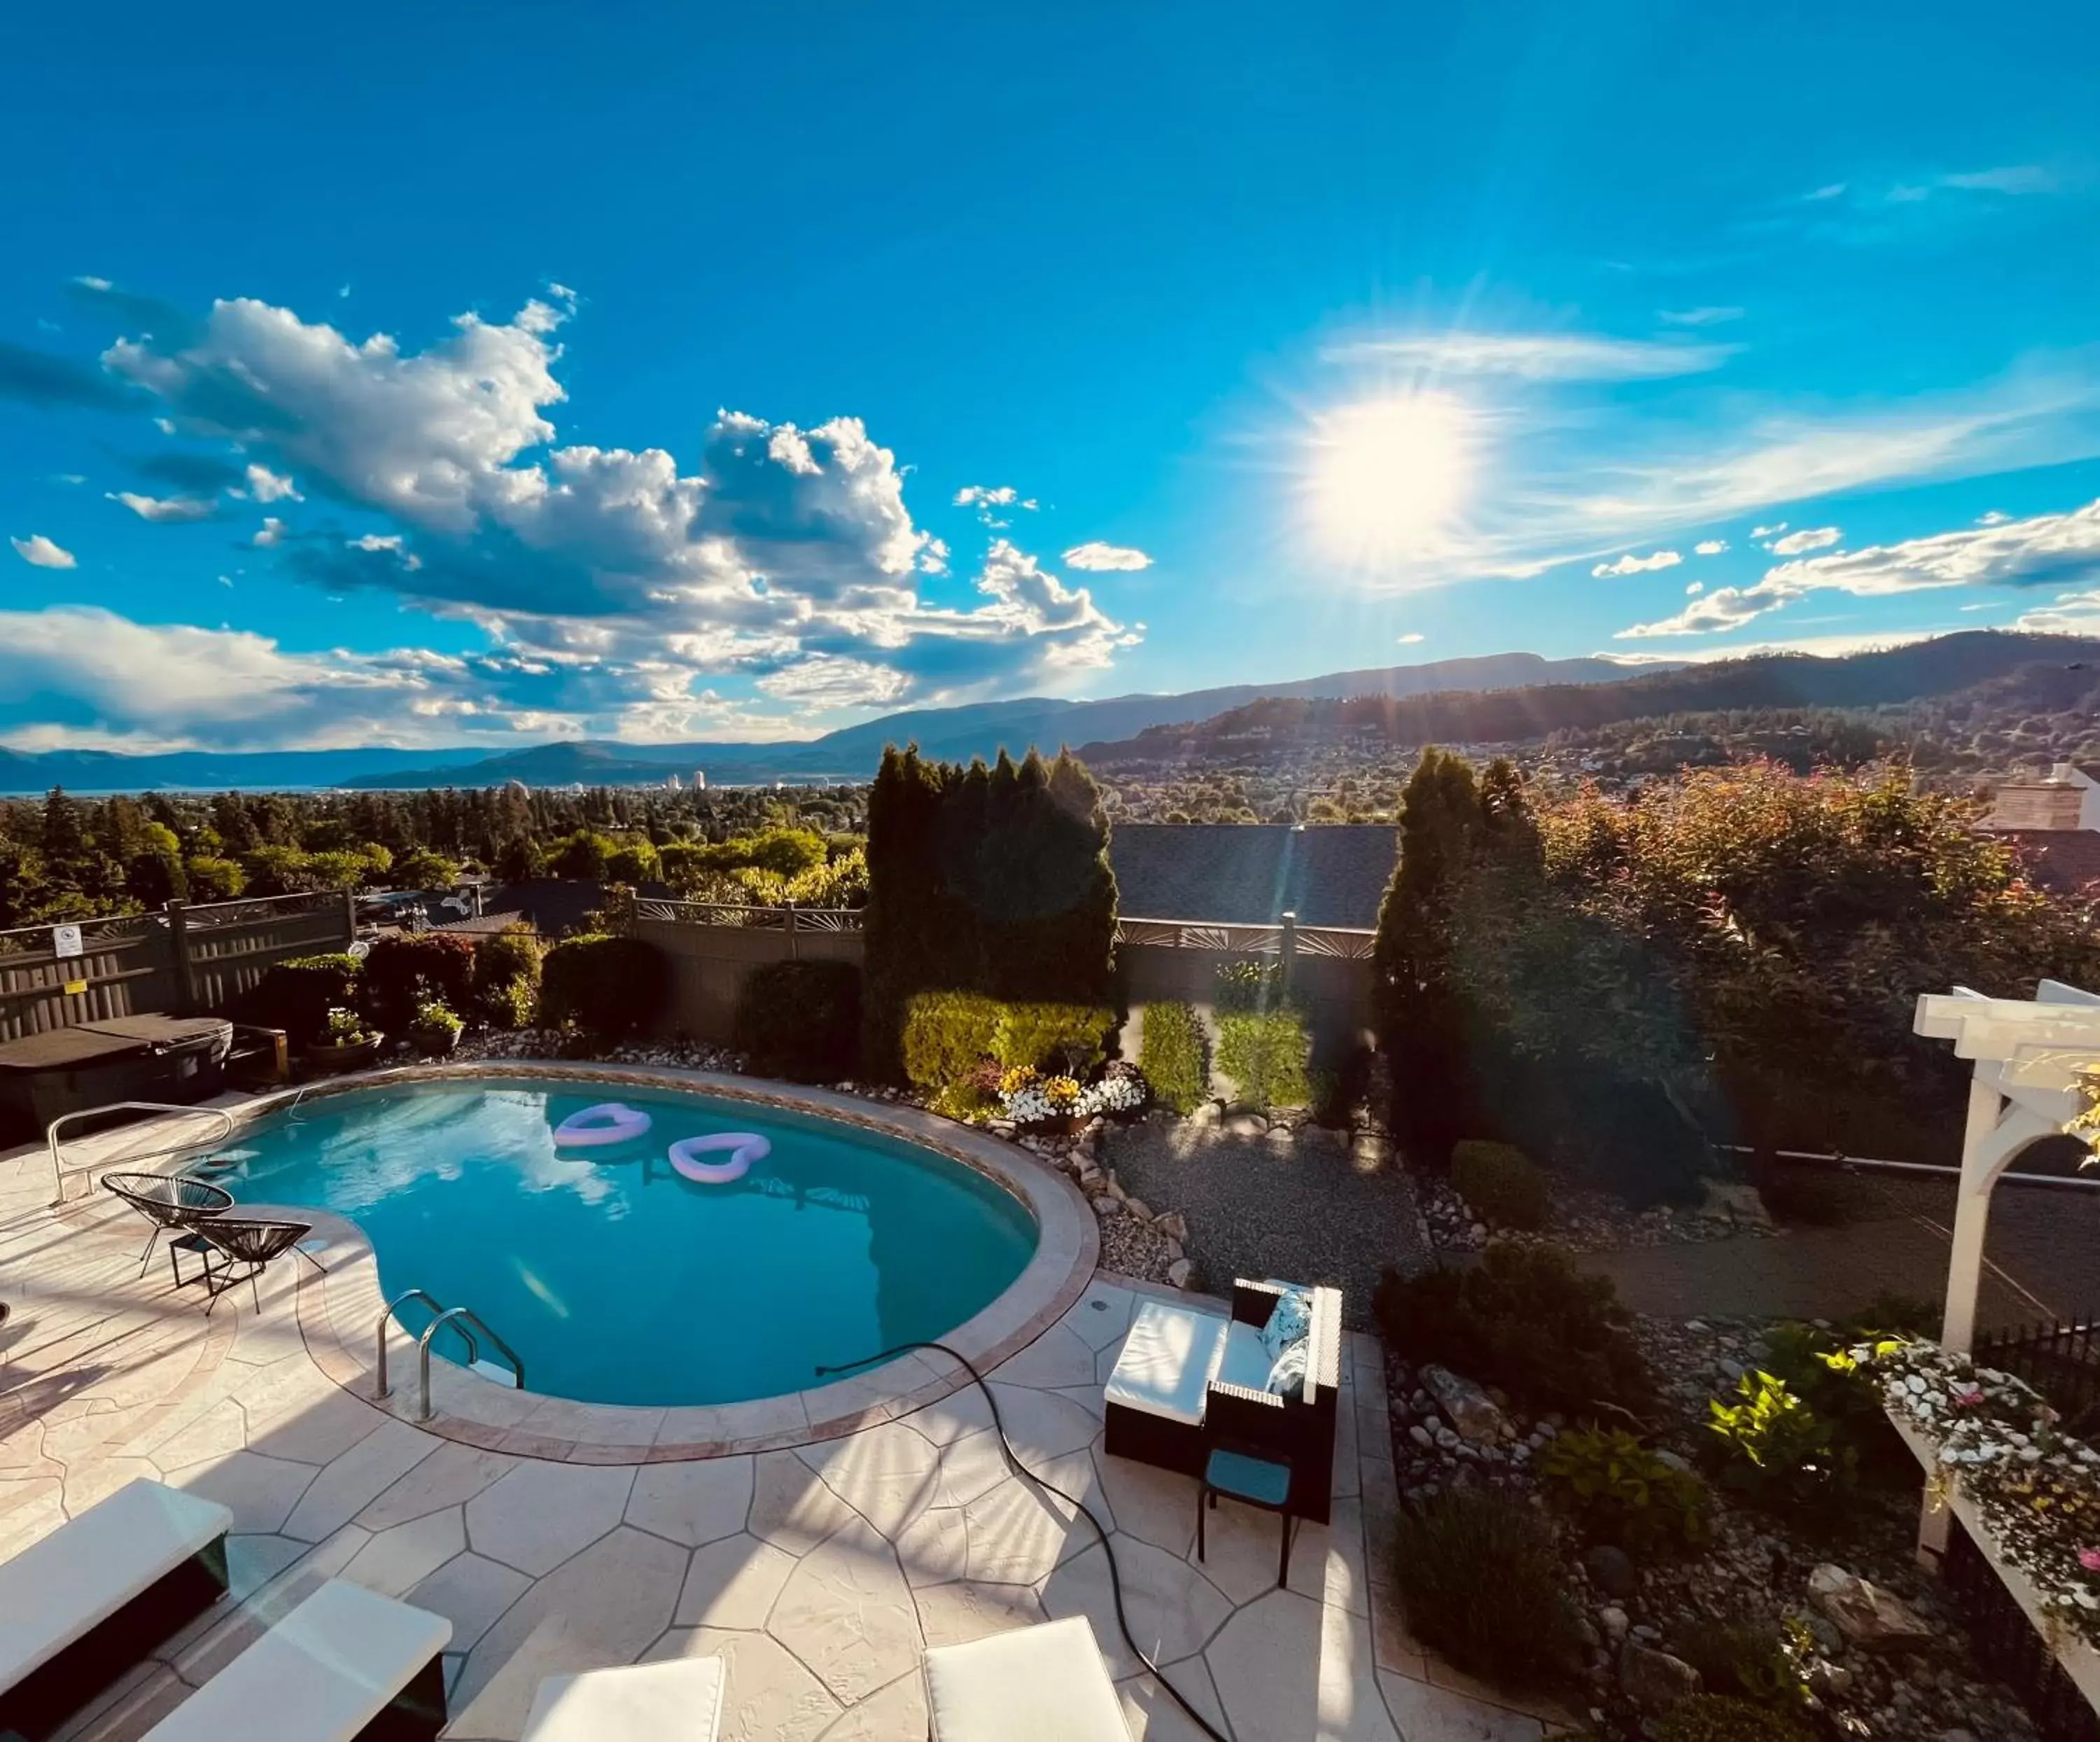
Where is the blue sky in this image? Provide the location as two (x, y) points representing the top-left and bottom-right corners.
(4, 0), (2098, 751)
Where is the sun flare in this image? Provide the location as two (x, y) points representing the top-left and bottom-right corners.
(1305, 391), (1474, 564)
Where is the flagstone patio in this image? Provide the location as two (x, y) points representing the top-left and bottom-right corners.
(0, 1117), (1565, 1742)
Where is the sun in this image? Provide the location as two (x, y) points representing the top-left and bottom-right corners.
(1304, 391), (1474, 564)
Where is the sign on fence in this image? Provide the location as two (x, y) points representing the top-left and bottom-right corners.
(50, 924), (83, 959)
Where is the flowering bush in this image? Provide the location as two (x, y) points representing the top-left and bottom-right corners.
(1840, 1337), (2100, 1642)
(997, 1065), (1150, 1125)
(321, 1005), (375, 1047)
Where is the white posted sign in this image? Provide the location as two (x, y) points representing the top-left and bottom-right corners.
(51, 924), (84, 960)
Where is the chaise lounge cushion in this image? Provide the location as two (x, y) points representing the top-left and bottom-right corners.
(143, 1579), (450, 1742)
(0, 1478), (232, 1692)
(523, 1656), (725, 1741)
(925, 1615), (1130, 1741)
(1104, 1300), (1228, 1427)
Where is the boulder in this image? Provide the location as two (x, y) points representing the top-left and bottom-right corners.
(1807, 1564), (1935, 1652)
(1618, 1642), (1701, 1713)
(1154, 1211), (1189, 1242)
(1091, 1195), (1122, 1216)
(1583, 1545), (1637, 1599)
(1167, 1257), (1196, 1289)
(1420, 1365), (1511, 1444)
(1597, 1605), (1630, 1643)
(1696, 1178), (1775, 1229)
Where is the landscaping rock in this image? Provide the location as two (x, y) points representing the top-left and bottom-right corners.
(1584, 1545), (1638, 1599)
(1618, 1642), (1702, 1713)
(1597, 1605), (1630, 1643)
(1808, 1563), (1935, 1652)
(1167, 1257), (1196, 1289)
(1154, 1211), (1188, 1243)
(1421, 1365), (1511, 1444)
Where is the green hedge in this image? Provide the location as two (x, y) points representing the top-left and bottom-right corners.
(1214, 1007), (1311, 1109)
(901, 991), (1004, 1098)
(236, 952), (360, 1047)
(1140, 1001), (1208, 1113)
(734, 960), (862, 1082)
(539, 934), (670, 1038)
(990, 1003), (1113, 1075)
(363, 933), (477, 1029)
(472, 925), (543, 1027)
(1451, 1140), (1548, 1230)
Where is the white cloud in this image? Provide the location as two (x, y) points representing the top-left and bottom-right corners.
(1939, 165), (2059, 197)
(10, 534), (76, 569)
(754, 655), (911, 709)
(1591, 548), (1682, 577)
(106, 490), (214, 523)
(1618, 496), (2100, 639)
(1330, 330), (1735, 381)
(1685, 581), (1704, 594)
(84, 288), (1139, 725)
(1977, 510), (2010, 526)
(1660, 307), (1744, 328)
(1061, 541), (1153, 572)
(2013, 588), (2100, 636)
(244, 463), (301, 503)
(1693, 538), (1728, 555)
(1751, 522), (1787, 538)
(953, 484), (1037, 527)
(1396, 632), (1425, 645)
(1767, 525), (1842, 554)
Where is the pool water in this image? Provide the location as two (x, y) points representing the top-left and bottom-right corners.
(194, 1078), (1037, 1407)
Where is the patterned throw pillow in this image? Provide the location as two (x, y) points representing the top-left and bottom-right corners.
(1259, 1286), (1312, 1363)
(1266, 1339), (1309, 1401)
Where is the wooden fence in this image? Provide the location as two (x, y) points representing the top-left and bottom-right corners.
(0, 892), (355, 1042)
(630, 898), (1378, 1061)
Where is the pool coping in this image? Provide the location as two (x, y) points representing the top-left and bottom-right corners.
(158, 1061), (1098, 1463)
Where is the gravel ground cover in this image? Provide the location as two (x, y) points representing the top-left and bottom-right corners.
(1102, 1110), (1432, 1324)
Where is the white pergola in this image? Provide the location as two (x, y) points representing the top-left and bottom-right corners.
(1913, 978), (2100, 1353)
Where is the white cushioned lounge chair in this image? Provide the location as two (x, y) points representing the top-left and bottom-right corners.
(924, 1616), (1130, 1741)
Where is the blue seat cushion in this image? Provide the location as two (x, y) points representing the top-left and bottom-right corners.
(1205, 1447), (1292, 1507)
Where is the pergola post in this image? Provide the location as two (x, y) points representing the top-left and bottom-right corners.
(1910, 981), (2100, 1567)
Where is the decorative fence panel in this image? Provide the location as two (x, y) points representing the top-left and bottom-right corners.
(0, 892), (355, 1042)
(1946, 1521), (2100, 1742)
(634, 907), (864, 1044)
(1114, 915), (1378, 1068)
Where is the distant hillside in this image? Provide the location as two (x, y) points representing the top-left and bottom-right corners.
(1079, 633), (2100, 764)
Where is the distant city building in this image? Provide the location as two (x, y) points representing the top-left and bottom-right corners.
(664, 773), (682, 790)
(504, 778), (531, 800)
(692, 769), (706, 791)
(1979, 762), (2100, 894)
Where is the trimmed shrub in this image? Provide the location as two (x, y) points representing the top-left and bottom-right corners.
(1655, 1695), (1810, 1742)
(486, 976), (539, 1031)
(1536, 1426), (1711, 1555)
(901, 991), (1004, 1103)
(1451, 1140), (1548, 1230)
(991, 1003), (1114, 1076)
(1704, 1371), (1856, 1513)
(236, 952), (360, 1047)
(1214, 1007), (1312, 1109)
(734, 960), (862, 1082)
(362, 933), (477, 1030)
(539, 934), (670, 1038)
(1140, 1001), (1208, 1114)
(472, 925), (543, 1022)
(1373, 1243), (1650, 1414)
(1390, 1490), (1579, 1690)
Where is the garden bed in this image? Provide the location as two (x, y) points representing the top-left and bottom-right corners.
(1380, 1303), (2048, 1742)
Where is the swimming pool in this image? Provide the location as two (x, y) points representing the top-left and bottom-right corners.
(194, 1076), (1040, 1407)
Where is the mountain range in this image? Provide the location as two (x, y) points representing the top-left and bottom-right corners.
(0, 634), (2088, 793)
(0, 650), (1655, 793)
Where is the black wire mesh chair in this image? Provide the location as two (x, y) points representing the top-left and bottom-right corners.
(191, 1218), (314, 1315)
(102, 1172), (235, 1276)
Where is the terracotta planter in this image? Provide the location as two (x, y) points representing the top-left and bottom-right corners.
(304, 1036), (382, 1074)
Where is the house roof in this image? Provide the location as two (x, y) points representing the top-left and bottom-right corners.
(1991, 830), (2100, 897)
(1107, 823), (1396, 928)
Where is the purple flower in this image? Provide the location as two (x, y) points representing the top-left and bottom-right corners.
(2080, 1547), (2100, 1573)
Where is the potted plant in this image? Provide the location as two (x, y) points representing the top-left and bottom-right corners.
(407, 999), (464, 1059)
(306, 1005), (382, 1073)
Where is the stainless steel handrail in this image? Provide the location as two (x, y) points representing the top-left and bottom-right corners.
(376, 1288), (458, 1400)
(414, 1306), (524, 1421)
(50, 1101), (237, 1183)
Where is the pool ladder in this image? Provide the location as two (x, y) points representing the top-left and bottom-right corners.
(375, 1288), (525, 1421)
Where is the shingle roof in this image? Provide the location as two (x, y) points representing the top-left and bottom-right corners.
(1992, 830), (2100, 896)
(1107, 823), (1397, 928)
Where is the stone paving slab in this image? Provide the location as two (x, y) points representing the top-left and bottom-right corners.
(1, 1103), (1559, 1742)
